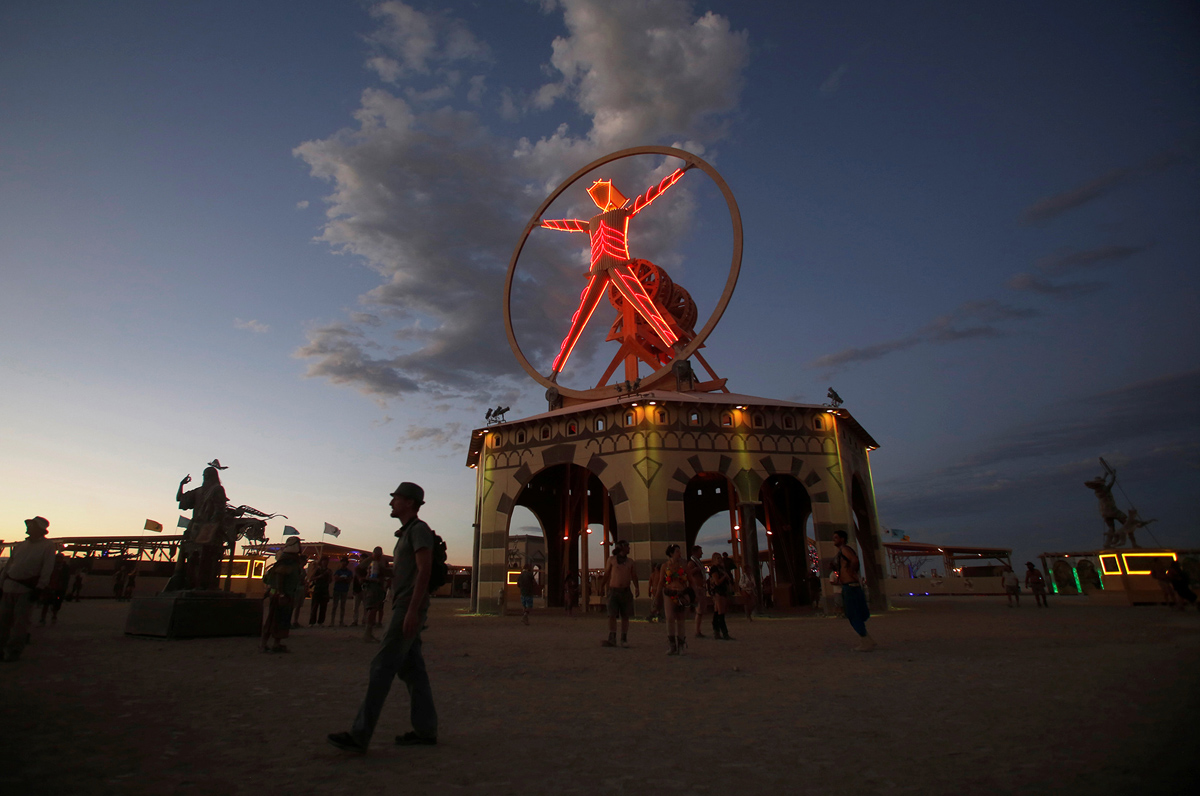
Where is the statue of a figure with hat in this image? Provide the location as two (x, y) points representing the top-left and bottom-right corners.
(164, 460), (233, 591)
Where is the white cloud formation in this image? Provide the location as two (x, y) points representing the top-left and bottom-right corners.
(295, 200), (309, 209)
(234, 318), (269, 333)
(364, 1), (489, 82)
(294, 0), (750, 401)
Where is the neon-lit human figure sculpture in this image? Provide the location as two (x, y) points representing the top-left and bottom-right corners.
(540, 166), (691, 379)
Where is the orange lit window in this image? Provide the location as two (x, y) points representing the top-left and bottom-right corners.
(689, 411), (700, 426)
(1099, 554), (1122, 575)
(720, 413), (732, 427)
(1121, 552), (1176, 575)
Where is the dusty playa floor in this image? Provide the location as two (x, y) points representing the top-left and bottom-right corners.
(2, 596), (1197, 796)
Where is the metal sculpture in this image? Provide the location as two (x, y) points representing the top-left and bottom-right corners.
(504, 146), (742, 403)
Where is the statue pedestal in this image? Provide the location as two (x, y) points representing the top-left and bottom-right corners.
(125, 590), (261, 638)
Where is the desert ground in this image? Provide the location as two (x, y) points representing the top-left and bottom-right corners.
(1, 595), (1197, 796)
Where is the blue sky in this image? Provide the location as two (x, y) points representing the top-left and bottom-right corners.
(2, 1), (1197, 566)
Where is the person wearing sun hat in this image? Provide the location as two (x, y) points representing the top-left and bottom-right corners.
(0, 517), (58, 661)
(260, 537), (304, 652)
(329, 481), (439, 752)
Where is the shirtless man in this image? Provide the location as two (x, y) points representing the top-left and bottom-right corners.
(601, 540), (640, 647)
(686, 545), (708, 639)
(832, 531), (875, 651)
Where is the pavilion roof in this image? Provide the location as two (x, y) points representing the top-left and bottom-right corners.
(466, 389), (878, 466)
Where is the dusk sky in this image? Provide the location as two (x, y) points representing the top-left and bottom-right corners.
(3, 1), (1197, 567)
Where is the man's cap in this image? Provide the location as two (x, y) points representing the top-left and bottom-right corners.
(25, 516), (49, 535)
(391, 482), (425, 504)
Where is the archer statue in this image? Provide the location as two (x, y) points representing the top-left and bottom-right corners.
(1084, 458), (1154, 548)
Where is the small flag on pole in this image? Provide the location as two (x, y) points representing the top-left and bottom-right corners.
(177, 516), (191, 528)
(144, 519), (163, 532)
(323, 522), (341, 538)
(283, 525), (299, 537)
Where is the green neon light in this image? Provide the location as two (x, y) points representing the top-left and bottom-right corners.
(1072, 566), (1082, 595)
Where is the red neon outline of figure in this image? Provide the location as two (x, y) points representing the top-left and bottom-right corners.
(540, 167), (688, 376)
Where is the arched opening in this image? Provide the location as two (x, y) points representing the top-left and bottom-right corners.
(684, 472), (738, 554)
(512, 463), (617, 608)
(850, 475), (886, 610)
(758, 475), (815, 609)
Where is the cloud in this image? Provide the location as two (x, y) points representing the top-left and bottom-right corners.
(1019, 148), (1187, 225)
(234, 318), (269, 333)
(819, 63), (847, 95)
(295, 200), (309, 210)
(1005, 273), (1105, 298)
(294, 1), (750, 400)
(395, 421), (464, 452)
(810, 299), (1036, 372)
(364, 1), (489, 82)
(1034, 244), (1148, 275)
(1007, 243), (1147, 298)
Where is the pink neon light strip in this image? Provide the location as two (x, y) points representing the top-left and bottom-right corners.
(612, 268), (678, 345)
(541, 218), (589, 233)
(551, 274), (603, 373)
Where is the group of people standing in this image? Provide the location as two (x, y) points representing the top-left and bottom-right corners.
(260, 540), (391, 653)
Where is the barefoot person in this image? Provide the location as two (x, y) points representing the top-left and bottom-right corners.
(832, 531), (875, 652)
(329, 482), (438, 753)
(661, 544), (690, 656)
(601, 540), (639, 647)
(686, 545), (708, 639)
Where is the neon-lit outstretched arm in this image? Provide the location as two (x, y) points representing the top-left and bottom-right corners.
(540, 218), (590, 233)
(627, 167), (687, 217)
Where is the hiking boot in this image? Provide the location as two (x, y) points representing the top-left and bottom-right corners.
(395, 732), (437, 746)
(327, 732), (367, 754)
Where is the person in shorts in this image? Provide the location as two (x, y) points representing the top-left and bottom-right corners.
(517, 564), (537, 625)
(601, 540), (639, 647)
(1001, 565), (1020, 607)
(1024, 562), (1048, 608)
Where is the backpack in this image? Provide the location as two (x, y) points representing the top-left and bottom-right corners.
(428, 530), (449, 592)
